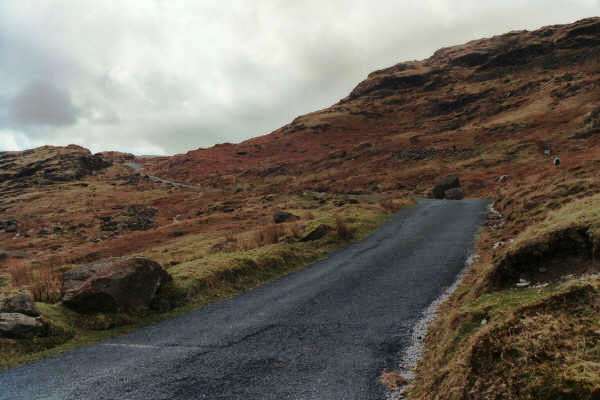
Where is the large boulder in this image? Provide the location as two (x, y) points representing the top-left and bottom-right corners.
(432, 175), (461, 199)
(273, 211), (299, 224)
(0, 291), (40, 317)
(0, 313), (47, 338)
(444, 187), (465, 200)
(62, 257), (172, 313)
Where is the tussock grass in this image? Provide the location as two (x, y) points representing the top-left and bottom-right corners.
(408, 191), (600, 400)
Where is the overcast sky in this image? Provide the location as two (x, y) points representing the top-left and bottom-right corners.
(1, 1), (599, 155)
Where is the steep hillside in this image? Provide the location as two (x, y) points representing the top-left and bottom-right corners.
(146, 17), (600, 198)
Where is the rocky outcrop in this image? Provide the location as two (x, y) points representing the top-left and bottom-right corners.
(273, 211), (299, 224)
(0, 145), (110, 190)
(0, 313), (47, 338)
(432, 176), (461, 199)
(62, 257), (172, 313)
(300, 224), (332, 242)
(0, 220), (17, 233)
(99, 205), (157, 233)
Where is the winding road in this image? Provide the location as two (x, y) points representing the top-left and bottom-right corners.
(0, 199), (488, 400)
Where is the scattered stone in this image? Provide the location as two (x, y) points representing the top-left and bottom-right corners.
(0, 313), (47, 338)
(273, 211), (299, 224)
(0, 291), (40, 317)
(62, 257), (172, 313)
(444, 187), (465, 200)
(0, 219), (18, 233)
(481, 318), (488, 326)
(516, 278), (531, 288)
(493, 241), (505, 249)
(100, 205), (157, 233)
(431, 175), (460, 199)
(497, 175), (510, 183)
(300, 224), (332, 242)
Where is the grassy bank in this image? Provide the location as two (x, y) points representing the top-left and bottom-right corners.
(406, 192), (600, 399)
(1, 198), (408, 370)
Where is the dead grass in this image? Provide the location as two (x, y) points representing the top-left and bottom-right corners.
(380, 370), (408, 391)
(6, 262), (62, 303)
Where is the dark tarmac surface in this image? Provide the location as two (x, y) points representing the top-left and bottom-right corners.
(0, 199), (488, 400)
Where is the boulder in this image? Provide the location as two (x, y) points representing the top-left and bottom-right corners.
(432, 175), (460, 199)
(0, 313), (47, 338)
(300, 224), (332, 242)
(444, 187), (465, 200)
(0, 291), (40, 317)
(273, 211), (299, 224)
(62, 257), (172, 313)
(0, 219), (18, 233)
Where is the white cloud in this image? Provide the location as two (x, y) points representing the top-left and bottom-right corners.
(0, 1), (598, 154)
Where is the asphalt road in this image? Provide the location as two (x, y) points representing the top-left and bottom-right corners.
(0, 199), (488, 400)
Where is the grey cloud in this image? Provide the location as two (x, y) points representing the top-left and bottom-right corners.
(9, 80), (78, 127)
(0, 1), (599, 154)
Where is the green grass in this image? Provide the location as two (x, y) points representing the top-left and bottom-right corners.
(0, 201), (397, 370)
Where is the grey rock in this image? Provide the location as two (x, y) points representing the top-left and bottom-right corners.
(62, 257), (172, 313)
(431, 175), (460, 199)
(444, 187), (465, 200)
(0, 292), (40, 317)
(300, 224), (332, 242)
(0, 313), (47, 338)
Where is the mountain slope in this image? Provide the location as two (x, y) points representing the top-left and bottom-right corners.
(146, 17), (600, 198)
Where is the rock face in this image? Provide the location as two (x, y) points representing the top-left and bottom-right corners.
(273, 211), (299, 224)
(99, 205), (157, 233)
(444, 187), (465, 200)
(0, 313), (47, 338)
(62, 257), (172, 313)
(0, 291), (40, 317)
(0, 145), (110, 189)
(432, 175), (461, 199)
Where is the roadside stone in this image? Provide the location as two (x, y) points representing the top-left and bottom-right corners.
(300, 224), (332, 242)
(444, 187), (465, 200)
(0, 313), (47, 338)
(431, 175), (460, 199)
(62, 257), (172, 313)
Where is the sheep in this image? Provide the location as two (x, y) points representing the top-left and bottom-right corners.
(553, 156), (561, 167)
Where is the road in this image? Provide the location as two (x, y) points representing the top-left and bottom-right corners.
(125, 162), (200, 190)
(0, 199), (488, 400)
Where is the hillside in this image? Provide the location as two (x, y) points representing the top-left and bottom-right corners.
(145, 17), (600, 199)
(1, 17), (600, 398)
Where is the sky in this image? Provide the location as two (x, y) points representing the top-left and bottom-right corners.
(1, 1), (599, 155)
